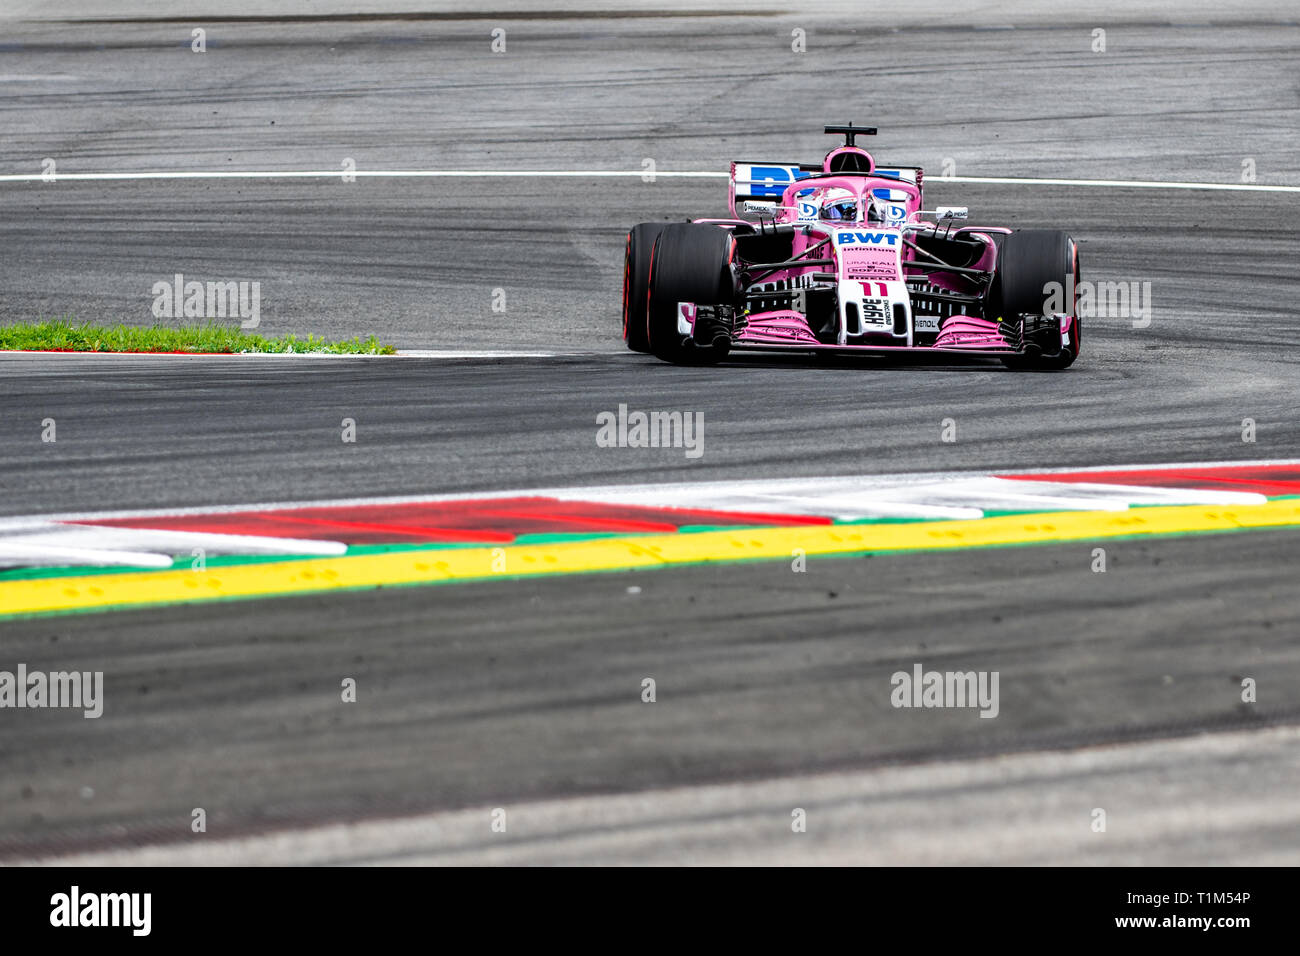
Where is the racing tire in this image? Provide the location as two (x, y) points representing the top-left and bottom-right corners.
(623, 222), (665, 353)
(989, 229), (1081, 371)
(645, 223), (735, 365)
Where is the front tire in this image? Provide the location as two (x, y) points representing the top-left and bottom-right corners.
(990, 229), (1081, 371)
(622, 223), (665, 353)
(646, 223), (735, 365)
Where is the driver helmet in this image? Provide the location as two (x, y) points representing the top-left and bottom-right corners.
(819, 187), (858, 222)
(820, 189), (888, 224)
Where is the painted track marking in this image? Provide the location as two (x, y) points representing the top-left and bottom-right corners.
(1, 170), (1296, 193)
(3, 460), (1298, 614)
(5, 496), (1300, 617)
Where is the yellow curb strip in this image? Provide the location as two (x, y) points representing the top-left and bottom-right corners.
(3, 498), (1300, 616)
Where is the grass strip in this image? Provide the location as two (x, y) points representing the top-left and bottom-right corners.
(0, 320), (395, 354)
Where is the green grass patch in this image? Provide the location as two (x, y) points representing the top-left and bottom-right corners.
(0, 320), (395, 354)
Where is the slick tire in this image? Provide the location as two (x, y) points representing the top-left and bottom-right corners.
(623, 222), (666, 353)
(645, 223), (734, 365)
(989, 229), (1081, 371)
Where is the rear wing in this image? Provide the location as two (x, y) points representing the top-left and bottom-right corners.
(730, 161), (924, 217)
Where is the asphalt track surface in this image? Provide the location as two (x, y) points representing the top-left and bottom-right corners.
(1, 2), (1299, 864)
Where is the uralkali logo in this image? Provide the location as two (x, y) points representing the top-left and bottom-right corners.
(891, 663), (999, 718)
(151, 273), (261, 329)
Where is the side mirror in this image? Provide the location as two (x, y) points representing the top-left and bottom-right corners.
(936, 206), (969, 220)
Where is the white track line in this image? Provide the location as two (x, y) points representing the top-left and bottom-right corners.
(937, 175), (1300, 193)
(0, 349), (580, 359)
(0, 525), (348, 568)
(0, 544), (173, 568)
(394, 349), (578, 358)
(1038, 480), (1269, 505)
(732, 492), (983, 521)
(0, 169), (1296, 193)
(0, 170), (725, 183)
(989, 457), (1300, 477)
(17, 525), (348, 555)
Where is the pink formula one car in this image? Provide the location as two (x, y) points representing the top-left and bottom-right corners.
(623, 124), (1081, 370)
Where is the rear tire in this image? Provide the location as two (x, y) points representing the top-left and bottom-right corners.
(646, 223), (735, 365)
(989, 229), (1081, 371)
(622, 223), (665, 353)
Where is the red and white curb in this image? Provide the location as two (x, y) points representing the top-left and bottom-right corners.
(0, 459), (1293, 570)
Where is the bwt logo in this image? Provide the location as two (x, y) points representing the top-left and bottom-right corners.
(747, 165), (813, 197)
(836, 232), (898, 246)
